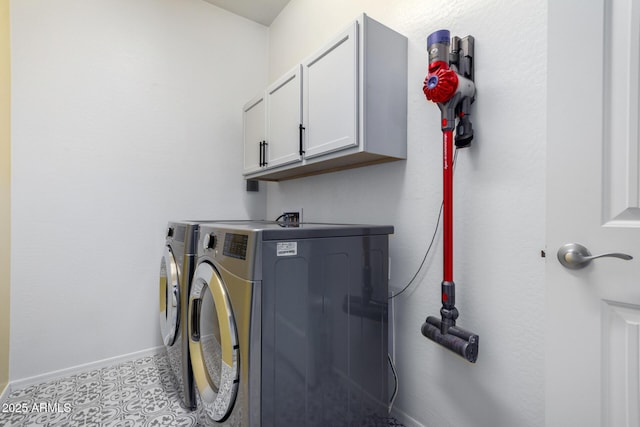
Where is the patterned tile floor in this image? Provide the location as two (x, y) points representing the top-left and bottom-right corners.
(0, 353), (405, 426)
(0, 354), (196, 427)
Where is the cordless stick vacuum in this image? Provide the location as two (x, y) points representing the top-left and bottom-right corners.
(420, 30), (479, 363)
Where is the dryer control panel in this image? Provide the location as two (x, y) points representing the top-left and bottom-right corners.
(223, 233), (248, 260)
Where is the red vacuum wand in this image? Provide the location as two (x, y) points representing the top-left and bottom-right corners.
(421, 29), (479, 363)
(443, 129), (454, 283)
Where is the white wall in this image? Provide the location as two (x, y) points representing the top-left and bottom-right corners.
(0, 0), (10, 394)
(267, 1), (546, 426)
(10, 0), (268, 381)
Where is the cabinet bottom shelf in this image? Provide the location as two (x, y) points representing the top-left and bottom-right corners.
(244, 151), (405, 182)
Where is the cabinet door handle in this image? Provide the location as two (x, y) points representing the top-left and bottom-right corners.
(263, 141), (268, 166)
(258, 141), (263, 166)
(259, 141), (268, 167)
(299, 124), (306, 156)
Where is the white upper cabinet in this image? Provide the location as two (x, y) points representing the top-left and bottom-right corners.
(266, 65), (303, 169)
(242, 93), (265, 174)
(303, 22), (358, 159)
(243, 14), (407, 181)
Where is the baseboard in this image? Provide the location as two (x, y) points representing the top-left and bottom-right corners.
(391, 403), (456, 427)
(9, 345), (165, 391)
(0, 381), (10, 404)
(391, 406), (426, 427)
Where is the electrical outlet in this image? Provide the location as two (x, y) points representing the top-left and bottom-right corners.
(284, 212), (300, 223)
(281, 207), (303, 224)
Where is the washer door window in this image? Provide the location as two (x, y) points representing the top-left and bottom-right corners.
(189, 262), (239, 422)
(159, 246), (180, 346)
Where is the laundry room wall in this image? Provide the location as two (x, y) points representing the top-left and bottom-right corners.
(10, 0), (268, 381)
(266, 1), (546, 426)
(0, 0), (10, 395)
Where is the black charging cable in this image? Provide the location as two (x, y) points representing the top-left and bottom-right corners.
(388, 201), (443, 299)
(275, 213), (304, 228)
(388, 148), (459, 300)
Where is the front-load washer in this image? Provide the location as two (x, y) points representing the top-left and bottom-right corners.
(160, 221), (200, 410)
(188, 221), (393, 426)
(159, 222), (198, 409)
(160, 220), (254, 410)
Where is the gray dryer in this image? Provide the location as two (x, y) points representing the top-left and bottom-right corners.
(188, 221), (392, 426)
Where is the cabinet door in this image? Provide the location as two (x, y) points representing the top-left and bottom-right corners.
(266, 65), (303, 169)
(303, 22), (358, 159)
(243, 94), (266, 174)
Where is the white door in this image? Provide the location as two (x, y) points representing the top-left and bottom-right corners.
(547, 0), (640, 425)
(302, 22), (358, 159)
(266, 65), (303, 169)
(243, 93), (266, 174)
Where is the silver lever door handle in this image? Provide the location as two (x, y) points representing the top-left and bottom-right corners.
(557, 243), (633, 270)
